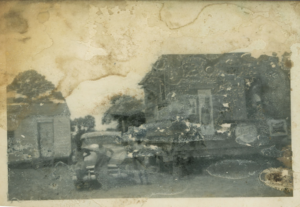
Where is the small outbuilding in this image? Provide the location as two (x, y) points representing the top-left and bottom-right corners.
(7, 102), (72, 165)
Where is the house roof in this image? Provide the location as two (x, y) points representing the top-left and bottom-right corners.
(7, 102), (70, 130)
(139, 70), (153, 86)
(138, 53), (246, 85)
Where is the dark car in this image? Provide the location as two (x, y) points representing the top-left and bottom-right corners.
(72, 131), (129, 190)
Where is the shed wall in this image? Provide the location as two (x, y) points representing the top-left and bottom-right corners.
(53, 116), (71, 158)
(8, 117), (39, 163)
(8, 115), (71, 164)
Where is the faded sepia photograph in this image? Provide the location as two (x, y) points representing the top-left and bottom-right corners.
(1, 0), (299, 205)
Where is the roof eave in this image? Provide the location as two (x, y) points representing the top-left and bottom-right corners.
(138, 70), (153, 85)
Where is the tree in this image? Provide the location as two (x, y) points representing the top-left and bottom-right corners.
(102, 95), (145, 133)
(7, 70), (64, 102)
(71, 115), (95, 132)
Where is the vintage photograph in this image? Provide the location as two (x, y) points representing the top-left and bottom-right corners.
(1, 0), (299, 204)
(7, 53), (292, 200)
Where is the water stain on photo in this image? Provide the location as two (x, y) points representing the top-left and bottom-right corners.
(7, 52), (292, 200)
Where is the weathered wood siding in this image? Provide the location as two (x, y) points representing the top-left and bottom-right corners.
(8, 115), (71, 164)
(8, 117), (40, 163)
(53, 116), (71, 158)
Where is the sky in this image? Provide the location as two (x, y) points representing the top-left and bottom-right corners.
(1, 1), (300, 130)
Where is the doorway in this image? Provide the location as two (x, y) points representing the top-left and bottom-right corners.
(198, 89), (214, 135)
(38, 121), (54, 158)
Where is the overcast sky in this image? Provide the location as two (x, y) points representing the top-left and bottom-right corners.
(2, 1), (299, 130)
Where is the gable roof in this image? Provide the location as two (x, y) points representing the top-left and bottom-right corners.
(7, 102), (70, 130)
(8, 102), (70, 116)
(139, 70), (153, 86)
(138, 53), (246, 85)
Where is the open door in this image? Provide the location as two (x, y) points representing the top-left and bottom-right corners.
(38, 122), (54, 158)
(198, 89), (215, 135)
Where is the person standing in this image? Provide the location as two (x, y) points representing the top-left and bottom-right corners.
(128, 138), (151, 185)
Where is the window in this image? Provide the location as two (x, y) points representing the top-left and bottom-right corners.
(189, 99), (197, 114)
(198, 89), (215, 135)
(145, 89), (156, 106)
(7, 131), (14, 150)
(7, 131), (14, 139)
(268, 119), (288, 136)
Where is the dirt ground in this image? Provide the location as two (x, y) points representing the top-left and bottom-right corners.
(8, 158), (291, 200)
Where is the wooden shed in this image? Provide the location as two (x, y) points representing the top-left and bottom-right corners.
(7, 102), (72, 165)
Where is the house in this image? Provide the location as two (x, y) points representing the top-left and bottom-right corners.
(7, 102), (72, 165)
(139, 53), (291, 137)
